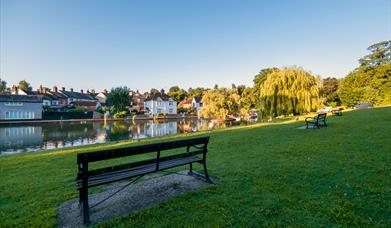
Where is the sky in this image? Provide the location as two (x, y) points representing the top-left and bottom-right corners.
(0, 0), (390, 92)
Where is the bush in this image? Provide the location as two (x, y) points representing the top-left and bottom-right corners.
(114, 111), (127, 118)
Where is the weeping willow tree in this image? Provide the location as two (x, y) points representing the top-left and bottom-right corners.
(260, 67), (321, 116)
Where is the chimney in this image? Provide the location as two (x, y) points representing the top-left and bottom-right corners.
(103, 89), (108, 94)
(39, 85), (43, 93)
(91, 89), (95, 94)
(80, 89), (84, 94)
(86, 89), (90, 94)
(53, 86), (58, 92)
(70, 88), (73, 92)
(160, 89), (165, 95)
(62, 87), (65, 91)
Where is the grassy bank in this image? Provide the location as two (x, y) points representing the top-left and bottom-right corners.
(1, 107), (390, 227)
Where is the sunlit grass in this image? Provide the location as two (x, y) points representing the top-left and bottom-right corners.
(1, 107), (390, 227)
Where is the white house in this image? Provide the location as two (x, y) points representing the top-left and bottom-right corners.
(192, 96), (203, 111)
(144, 90), (177, 115)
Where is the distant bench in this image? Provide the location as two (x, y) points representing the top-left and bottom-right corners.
(76, 136), (211, 224)
(332, 108), (343, 116)
(305, 113), (327, 129)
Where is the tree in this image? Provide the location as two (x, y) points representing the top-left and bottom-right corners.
(359, 40), (391, 67)
(339, 64), (391, 106)
(199, 88), (245, 119)
(168, 86), (187, 102)
(188, 87), (206, 98)
(321, 77), (341, 106)
(150, 88), (159, 95)
(18, 80), (32, 91)
(106, 87), (131, 113)
(0, 78), (7, 93)
(260, 67), (321, 116)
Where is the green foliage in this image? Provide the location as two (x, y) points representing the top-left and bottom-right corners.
(113, 111), (128, 118)
(18, 80), (32, 91)
(106, 87), (131, 113)
(339, 64), (391, 106)
(321, 77), (341, 106)
(96, 106), (110, 114)
(1, 107), (390, 227)
(188, 87), (207, 98)
(168, 86), (188, 102)
(199, 88), (246, 119)
(0, 78), (7, 93)
(359, 40), (391, 67)
(260, 67), (321, 116)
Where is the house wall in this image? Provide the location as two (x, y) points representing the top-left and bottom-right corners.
(144, 100), (177, 115)
(0, 102), (43, 120)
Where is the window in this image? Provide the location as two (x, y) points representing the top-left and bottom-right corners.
(169, 109), (173, 113)
(169, 102), (173, 106)
(3, 111), (35, 120)
(4, 102), (23, 106)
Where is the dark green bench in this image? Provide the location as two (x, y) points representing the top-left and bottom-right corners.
(76, 136), (211, 224)
(305, 113), (327, 129)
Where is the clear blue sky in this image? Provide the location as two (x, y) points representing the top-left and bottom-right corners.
(1, 0), (390, 92)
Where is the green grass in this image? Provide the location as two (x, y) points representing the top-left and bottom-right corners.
(1, 107), (390, 227)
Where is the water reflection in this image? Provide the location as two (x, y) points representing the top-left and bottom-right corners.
(0, 118), (251, 155)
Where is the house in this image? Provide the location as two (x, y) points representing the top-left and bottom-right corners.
(178, 97), (193, 110)
(11, 85), (60, 107)
(192, 96), (203, 111)
(94, 89), (108, 105)
(47, 86), (68, 106)
(58, 87), (98, 105)
(144, 90), (177, 115)
(0, 94), (43, 120)
(130, 90), (146, 112)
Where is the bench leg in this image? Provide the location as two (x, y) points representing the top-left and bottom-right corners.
(188, 163), (193, 175)
(81, 187), (90, 225)
(203, 161), (213, 184)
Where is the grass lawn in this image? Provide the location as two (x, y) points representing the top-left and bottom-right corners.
(1, 107), (390, 227)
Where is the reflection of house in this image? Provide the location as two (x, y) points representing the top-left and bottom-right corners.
(130, 90), (146, 112)
(144, 121), (177, 137)
(178, 97), (193, 109)
(0, 126), (43, 154)
(144, 90), (177, 115)
(0, 95), (43, 120)
(192, 96), (203, 111)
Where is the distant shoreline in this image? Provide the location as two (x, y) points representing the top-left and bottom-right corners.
(0, 115), (199, 125)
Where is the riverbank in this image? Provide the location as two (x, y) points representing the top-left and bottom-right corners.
(0, 114), (199, 125)
(0, 107), (390, 226)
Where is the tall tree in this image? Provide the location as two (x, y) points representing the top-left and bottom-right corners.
(0, 78), (7, 93)
(168, 86), (187, 101)
(188, 87), (206, 98)
(18, 80), (32, 91)
(260, 67), (321, 116)
(339, 64), (391, 106)
(106, 87), (131, 113)
(321, 77), (341, 106)
(359, 40), (391, 67)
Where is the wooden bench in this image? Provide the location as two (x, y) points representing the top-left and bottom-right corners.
(76, 136), (211, 224)
(305, 113), (327, 129)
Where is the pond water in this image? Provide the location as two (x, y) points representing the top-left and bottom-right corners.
(0, 118), (255, 155)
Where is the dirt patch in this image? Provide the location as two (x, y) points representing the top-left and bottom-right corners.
(58, 171), (216, 227)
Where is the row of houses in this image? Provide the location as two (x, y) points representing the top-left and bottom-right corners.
(0, 86), (203, 121)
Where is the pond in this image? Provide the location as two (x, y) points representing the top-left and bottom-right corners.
(0, 118), (255, 155)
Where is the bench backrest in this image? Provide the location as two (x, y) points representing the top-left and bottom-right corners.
(316, 113), (327, 121)
(77, 136), (210, 164)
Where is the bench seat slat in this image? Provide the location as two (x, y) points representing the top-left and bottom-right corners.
(77, 155), (203, 189)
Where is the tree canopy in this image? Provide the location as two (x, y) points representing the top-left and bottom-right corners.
(18, 80), (32, 91)
(106, 87), (131, 114)
(0, 78), (7, 93)
(359, 40), (391, 67)
(168, 86), (187, 102)
(321, 77), (341, 106)
(260, 67), (321, 116)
